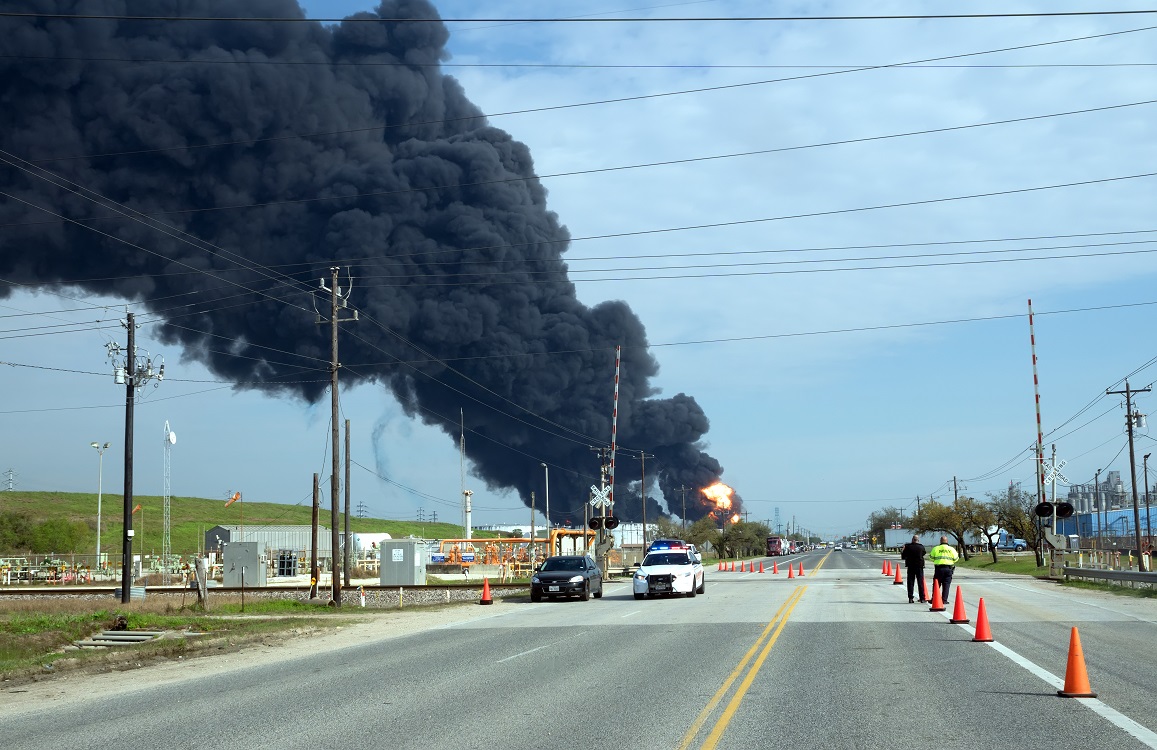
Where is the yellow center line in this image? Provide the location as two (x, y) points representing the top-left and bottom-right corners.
(699, 585), (807, 749)
(675, 589), (799, 750)
(809, 549), (834, 574)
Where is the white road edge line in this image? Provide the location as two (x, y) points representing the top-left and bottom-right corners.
(951, 620), (1157, 748)
(497, 632), (587, 663)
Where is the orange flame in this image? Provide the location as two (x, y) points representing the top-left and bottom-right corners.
(701, 482), (734, 510)
(730, 513), (740, 524)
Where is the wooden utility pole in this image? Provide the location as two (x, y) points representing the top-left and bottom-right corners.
(1108, 381), (1151, 566)
(634, 452), (653, 551)
(120, 313), (136, 604)
(320, 267), (358, 605)
(311, 473), (319, 599)
(344, 419), (351, 588)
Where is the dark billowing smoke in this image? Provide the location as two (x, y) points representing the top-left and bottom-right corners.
(0, 0), (740, 524)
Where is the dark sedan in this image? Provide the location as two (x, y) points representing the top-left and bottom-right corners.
(530, 555), (603, 602)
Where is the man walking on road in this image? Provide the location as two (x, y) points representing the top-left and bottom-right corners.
(900, 535), (927, 603)
(929, 536), (960, 604)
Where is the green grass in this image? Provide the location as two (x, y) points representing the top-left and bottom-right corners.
(956, 553), (1048, 577)
(0, 490), (502, 558)
(0, 596), (365, 682)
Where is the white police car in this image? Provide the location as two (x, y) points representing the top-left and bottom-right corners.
(633, 539), (705, 599)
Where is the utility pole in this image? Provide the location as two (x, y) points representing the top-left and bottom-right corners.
(311, 473), (319, 599)
(1095, 468), (1102, 551)
(107, 312), (164, 603)
(344, 419), (351, 588)
(678, 485), (689, 533)
(1145, 453), (1152, 548)
(319, 267), (357, 606)
(1108, 380), (1150, 567)
(529, 490), (536, 569)
(633, 452), (653, 550)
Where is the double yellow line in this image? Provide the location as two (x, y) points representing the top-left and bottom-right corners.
(677, 585), (807, 750)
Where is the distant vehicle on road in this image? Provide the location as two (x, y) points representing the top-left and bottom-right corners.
(530, 555), (603, 602)
(766, 536), (787, 556)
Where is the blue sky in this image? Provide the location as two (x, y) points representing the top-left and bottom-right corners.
(4, 1), (1157, 538)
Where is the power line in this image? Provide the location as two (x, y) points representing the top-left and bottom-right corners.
(11, 97), (1150, 225)
(6, 11), (1157, 23)
(18, 25), (1155, 165)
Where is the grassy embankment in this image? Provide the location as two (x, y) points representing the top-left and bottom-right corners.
(0, 490), (483, 561)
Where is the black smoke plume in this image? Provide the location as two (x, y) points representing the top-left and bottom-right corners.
(0, 0), (741, 524)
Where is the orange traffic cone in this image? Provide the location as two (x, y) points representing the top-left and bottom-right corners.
(883, 560), (891, 576)
(729, 561), (735, 572)
(949, 586), (969, 624)
(929, 579), (946, 612)
(787, 564), (795, 579)
(798, 562), (804, 576)
(718, 560), (723, 571)
(893, 564), (903, 585)
(759, 561), (765, 573)
(772, 561), (779, 574)
(741, 561), (747, 573)
(1057, 627), (1097, 698)
(479, 577), (493, 605)
(973, 598), (994, 642)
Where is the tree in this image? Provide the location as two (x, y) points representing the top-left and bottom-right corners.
(911, 500), (971, 561)
(653, 516), (684, 541)
(30, 518), (89, 554)
(988, 482), (1044, 566)
(866, 506), (906, 548)
(0, 511), (35, 553)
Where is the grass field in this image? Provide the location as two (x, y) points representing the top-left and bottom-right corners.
(0, 490), (490, 559)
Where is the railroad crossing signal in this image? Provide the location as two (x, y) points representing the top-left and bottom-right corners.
(590, 485), (610, 509)
(1044, 459), (1068, 486)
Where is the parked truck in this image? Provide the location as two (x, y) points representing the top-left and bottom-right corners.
(766, 536), (787, 556)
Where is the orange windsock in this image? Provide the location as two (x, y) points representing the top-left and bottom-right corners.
(1057, 627), (1097, 697)
(973, 598), (994, 642)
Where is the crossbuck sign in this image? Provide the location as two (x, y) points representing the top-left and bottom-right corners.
(589, 485), (610, 509)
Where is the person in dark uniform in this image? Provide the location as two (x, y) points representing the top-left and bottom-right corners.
(900, 534), (927, 603)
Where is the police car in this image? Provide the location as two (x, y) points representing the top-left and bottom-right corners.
(634, 539), (705, 599)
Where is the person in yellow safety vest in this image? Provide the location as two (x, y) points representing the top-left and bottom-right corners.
(928, 536), (960, 604)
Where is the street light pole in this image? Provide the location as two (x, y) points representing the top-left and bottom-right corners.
(90, 441), (110, 570)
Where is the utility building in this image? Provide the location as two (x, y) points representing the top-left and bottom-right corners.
(205, 525), (332, 578)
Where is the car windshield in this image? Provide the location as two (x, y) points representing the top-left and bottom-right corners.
(540, 557), (585, 572)
(643, 553), (691, 567)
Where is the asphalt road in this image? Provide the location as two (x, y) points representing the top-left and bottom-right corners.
(4, 547), (1157, 749)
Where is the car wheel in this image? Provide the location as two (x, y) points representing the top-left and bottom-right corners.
(633, 592), (644, 600)
(593, 582), (603, 599)
(530, 590), (542, 603)
(697, 577), (706, 594)
(687, 583), (696, 598)
(580, 583), (590, 601)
